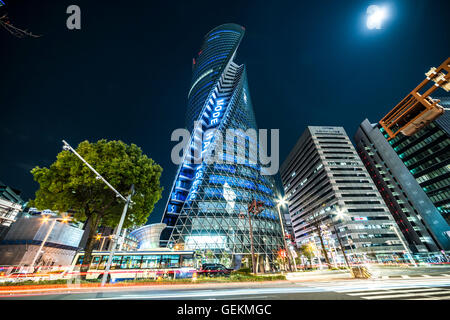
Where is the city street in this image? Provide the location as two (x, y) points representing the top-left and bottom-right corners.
(2, 269), (450, 300)
(1, 4), (450, 318)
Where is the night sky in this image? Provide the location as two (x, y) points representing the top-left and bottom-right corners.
(1, 0), (449, 224)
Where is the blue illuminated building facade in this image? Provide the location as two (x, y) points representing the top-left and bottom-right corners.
(160, 24), (285, 270)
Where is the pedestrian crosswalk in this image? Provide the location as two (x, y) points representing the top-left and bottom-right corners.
(336, 286), (450, 300)
(372, 273), (450, 279)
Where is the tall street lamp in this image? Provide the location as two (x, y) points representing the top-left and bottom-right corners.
(62, 140), (135, 286)
(276, 196), (295, 272)
(30, 215), (73, 271)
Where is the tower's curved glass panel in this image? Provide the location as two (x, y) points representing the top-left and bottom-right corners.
(186, 24), (244, 131)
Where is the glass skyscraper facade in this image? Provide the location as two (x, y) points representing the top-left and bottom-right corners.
(160, 24), (284, 270)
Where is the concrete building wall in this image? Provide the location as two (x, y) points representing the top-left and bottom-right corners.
(281, 126), (407, 260)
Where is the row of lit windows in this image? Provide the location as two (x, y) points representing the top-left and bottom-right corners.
(416, 165), (450, 184)
(359, 233), (397, 239)
(399, 133), (448, 160)
(422, 177), (450, 193)
(429, 189), (450, 204)
(407, 150), (450, 174)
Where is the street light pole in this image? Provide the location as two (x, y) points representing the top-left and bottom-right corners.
(62, 140), (127, 202)
(101, 185), (135, 286)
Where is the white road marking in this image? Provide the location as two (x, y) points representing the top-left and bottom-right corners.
(347, 287), (444, 296)
(407, 295), (450, 300)
(401, 275), (410, 279)
(363, 290), (450, 300)
(84, 287), (329, 300)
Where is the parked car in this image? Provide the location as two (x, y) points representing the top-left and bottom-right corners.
(199, 264), (233, 277)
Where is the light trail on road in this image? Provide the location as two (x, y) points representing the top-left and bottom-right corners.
(2, 275), (450, 300)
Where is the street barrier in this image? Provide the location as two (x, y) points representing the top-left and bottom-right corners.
(350, 266), (371, 279)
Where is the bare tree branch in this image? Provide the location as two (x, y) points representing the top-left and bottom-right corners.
(0, 14), (41, 38)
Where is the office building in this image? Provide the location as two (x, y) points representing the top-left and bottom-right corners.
(391, 97), (450, 224)
(0, 181), (26, 241)
(281, 126), (408, 262)
(354, 100), (450, 252)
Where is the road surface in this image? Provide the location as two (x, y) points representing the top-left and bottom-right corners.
(2, 274), (450, 300)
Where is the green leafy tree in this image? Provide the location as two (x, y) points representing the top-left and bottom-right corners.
(299, 244), (315, 268)
(29, 139), (163, 274)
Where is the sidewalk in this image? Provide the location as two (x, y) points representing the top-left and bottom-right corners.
(285, 270), (352, 281)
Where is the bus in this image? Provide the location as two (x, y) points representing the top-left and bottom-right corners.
(70, 250), (199, 282)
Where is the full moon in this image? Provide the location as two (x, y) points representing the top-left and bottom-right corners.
(366, 5), (388, 29)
